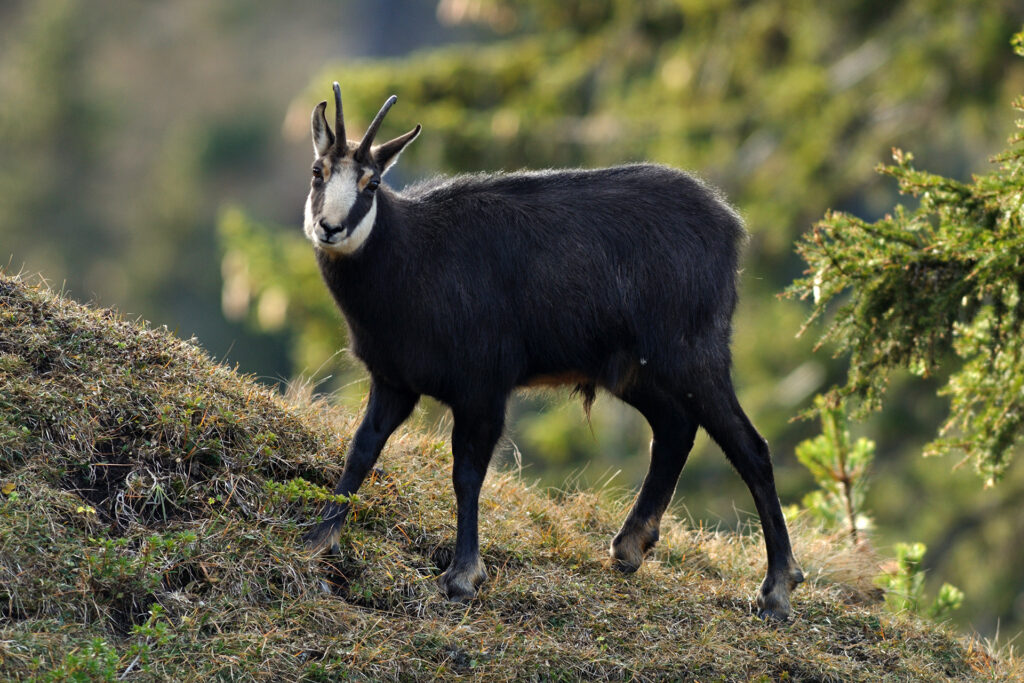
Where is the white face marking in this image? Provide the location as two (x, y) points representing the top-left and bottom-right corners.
(303, 194), (318, 242)
(303, 161), (377, 256)
(322, 163), (357, 223)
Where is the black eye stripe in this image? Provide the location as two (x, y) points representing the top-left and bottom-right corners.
(342, 190), (375, 231)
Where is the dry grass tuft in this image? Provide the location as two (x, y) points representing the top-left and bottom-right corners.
(1, 272), (1019, 681)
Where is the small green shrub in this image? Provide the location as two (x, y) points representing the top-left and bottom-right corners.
(794, 395), (875, 542)
(795, 394), (963, 622)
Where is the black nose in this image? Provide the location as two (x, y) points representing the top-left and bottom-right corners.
(319, 219), (343, 238)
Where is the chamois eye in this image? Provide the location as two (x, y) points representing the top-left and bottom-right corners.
(312, 167), (324, 184)
(366, 178), (380, 192)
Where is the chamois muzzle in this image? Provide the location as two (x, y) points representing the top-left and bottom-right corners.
(318, 219), (346, 241)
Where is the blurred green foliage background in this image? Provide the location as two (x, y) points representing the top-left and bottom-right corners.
(2, 0), (1023, 643)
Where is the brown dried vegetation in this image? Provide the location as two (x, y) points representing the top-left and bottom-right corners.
(0, 272), (1017, 680)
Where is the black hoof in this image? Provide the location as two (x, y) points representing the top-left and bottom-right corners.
(303, 521), (342, 554)
(609, 522), (658, 573)
(611, 557), (642, 574)
(438, 561), (487, 603)
(756, 605), (791, 622)
(755, 565), (803, 622)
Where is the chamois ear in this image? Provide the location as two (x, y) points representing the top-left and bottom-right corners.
(373, 124), (421, 175)
(311, 100), (334, 157)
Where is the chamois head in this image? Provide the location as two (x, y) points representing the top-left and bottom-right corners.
(304, 82), (420, 255)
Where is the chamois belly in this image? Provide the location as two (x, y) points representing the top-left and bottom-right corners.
(520, 371), (592, 389)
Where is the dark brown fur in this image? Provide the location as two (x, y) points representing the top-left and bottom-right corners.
(302, 88), (803, 619)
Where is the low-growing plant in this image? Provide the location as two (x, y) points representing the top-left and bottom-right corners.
(794, 395), (875, 543)
(265, 476), (356, 508)
(794, 394), (964, 622)
(40, 638), (120, 682)
(878, 542), (965, 620)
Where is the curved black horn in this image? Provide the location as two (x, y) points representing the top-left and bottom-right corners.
(332, 82), (346, 152)
(355, 95), (397, 161)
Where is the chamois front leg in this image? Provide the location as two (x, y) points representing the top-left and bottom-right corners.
(438, 403), (505, 602)
(610, 387), (698, 572)
(303, 379), (418, 554)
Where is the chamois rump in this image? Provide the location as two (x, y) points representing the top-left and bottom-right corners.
(301, 83), (804, 620)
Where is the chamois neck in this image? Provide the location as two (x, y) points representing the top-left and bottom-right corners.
(314, 186), (412, 305)
(366, 187), (411, 260)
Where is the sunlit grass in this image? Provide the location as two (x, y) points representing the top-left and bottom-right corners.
(0, 272), (1017, 681)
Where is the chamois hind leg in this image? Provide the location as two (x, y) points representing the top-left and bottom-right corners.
(437, 399), (506, 602)
(303, 378), (419, 554)
(678, 369), (804, 621)
(610, 383), (698, 572)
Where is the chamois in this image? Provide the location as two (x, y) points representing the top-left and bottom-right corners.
(301, 83), (804, 620)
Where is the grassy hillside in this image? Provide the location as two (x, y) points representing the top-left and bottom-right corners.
(0, 272), (1017, 681)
